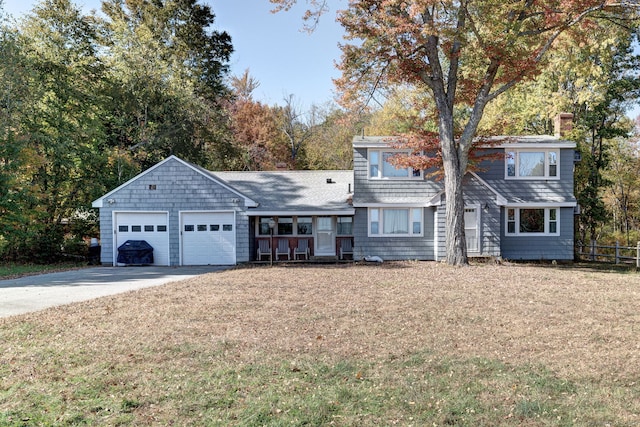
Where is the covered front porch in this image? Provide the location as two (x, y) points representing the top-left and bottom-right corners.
(250, 214), (354, 262)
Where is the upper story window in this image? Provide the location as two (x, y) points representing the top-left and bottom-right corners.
(369, 150), (421, 179)
(506, 150), (558, 179)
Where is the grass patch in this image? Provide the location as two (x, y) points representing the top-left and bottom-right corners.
(2, 262), (640, 425)
(0, 262), (87, 279)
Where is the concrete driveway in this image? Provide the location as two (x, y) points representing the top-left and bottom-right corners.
(0, 266), (229, 318)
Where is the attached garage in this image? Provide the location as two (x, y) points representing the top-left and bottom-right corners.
(180, 211), (236, 265)
(114, 212), (170, 266)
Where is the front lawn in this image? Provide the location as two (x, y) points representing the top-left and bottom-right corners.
(1, 262), (639, 426)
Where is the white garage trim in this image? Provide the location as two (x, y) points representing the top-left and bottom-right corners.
(180, 211), (236, 265)
(113, 211), (170, 266)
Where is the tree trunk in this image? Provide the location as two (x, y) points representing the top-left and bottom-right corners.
(442, 144), (468, 266)
(437, 108), (468, 266)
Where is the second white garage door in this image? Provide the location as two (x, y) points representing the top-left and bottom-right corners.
(181, 211), (236, 265)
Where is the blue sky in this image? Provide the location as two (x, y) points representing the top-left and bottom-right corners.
(3, 0), (345, 109)
(3, 0), (639, 119)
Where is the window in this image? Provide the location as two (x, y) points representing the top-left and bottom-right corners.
(369, 150), (421, 179)
(118, 225), (128, 232)
(223, 224), (233, 231)
(297, 217), (312, 235)
(277, 217), (293, 235)
(157, 225), (167, 232)
(131, 225), (141, 232)
(369, 208), (423, 237)
(197, 224), (207, 231)
(506, 208), (560, 235)
(184, 225), (194, 232)
(337, 217), (353, 235)
(506, 150), (559, 179)
(144, 225), (154, 232)
(210, 224), (220, 231)
(259, 218), (272, 235)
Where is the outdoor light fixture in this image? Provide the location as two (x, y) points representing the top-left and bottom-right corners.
(107, 199), (116, 205)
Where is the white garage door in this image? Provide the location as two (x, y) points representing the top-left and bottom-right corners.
(114, 212), (170, 266)
(181, 212), (236, 265)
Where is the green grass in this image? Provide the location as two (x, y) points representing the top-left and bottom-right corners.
(2, 263), (640, 425)
(0, 262), (86, 279)
(1, 344), (636, 426)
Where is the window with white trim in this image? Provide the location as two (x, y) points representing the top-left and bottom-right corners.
(506, 208), (560, 235)
(369, 150), (421, 179)
(369, 208), (423, 236)
(506, 150), (559, 179)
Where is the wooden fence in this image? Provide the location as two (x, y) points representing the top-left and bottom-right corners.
(575, 241), (640, 266)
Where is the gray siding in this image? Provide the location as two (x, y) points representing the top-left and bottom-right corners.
(500, 207), (574, 260)
(352, 148), (441, 204)
(475, 148), (575, 203)
(98, 158), (250, 266)
(353, 207), (435, 261)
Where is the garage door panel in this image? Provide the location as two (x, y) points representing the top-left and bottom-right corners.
(182, 212), (235, 265)
(115, 212), (169, 266)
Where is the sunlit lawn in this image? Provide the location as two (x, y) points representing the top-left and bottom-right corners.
(1, 262), (639, 426)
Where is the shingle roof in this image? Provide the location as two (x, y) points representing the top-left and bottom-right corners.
(209, 170), (355, 215)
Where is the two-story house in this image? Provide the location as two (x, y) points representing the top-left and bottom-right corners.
(92, 115), (577, 265)
(352, 118), (577, 261)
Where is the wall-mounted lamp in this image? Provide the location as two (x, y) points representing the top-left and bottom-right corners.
(107, 198), (116, 205)
(483, 203), (489, 212)
(231, 198), (240, 204)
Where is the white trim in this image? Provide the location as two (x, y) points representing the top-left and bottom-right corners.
(367, 207), (424, 238)
(113, 210), (170, 266)
(506, 201), (576, 207)
(248, 209), (355, 216)
(495, 142), (576, 149)
(367, 148), (423, 180)
(433, 208), (439, 260)
(92, 155), (258, 208)
(179, 210), (237, 266)
(353, 202), (432, 208)
(504, 149), (560, 180)
(464, 204), (481, 253)
(505, 207), (560, 236)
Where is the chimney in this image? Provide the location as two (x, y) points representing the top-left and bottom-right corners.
(554, 113), (573, 138)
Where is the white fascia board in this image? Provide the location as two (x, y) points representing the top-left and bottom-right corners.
(490, 141), (576, 149)
(247, 209), (356, 217)
(505, 201), (577, 207)
(352, 202), (436, 208)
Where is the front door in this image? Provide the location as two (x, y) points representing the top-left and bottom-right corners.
(315, 216), (335, 256)
(464, 207), (479, 253)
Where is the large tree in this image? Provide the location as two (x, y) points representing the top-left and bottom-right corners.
(101, 0), (234, 169)
(274, 0), (639, 265)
